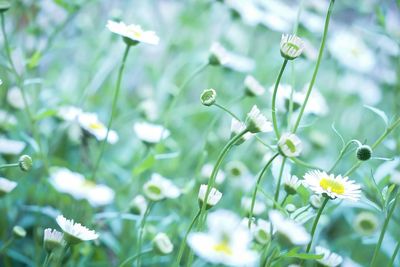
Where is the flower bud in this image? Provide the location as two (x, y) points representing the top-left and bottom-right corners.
(198, 184), (222, 210)
(0, 1), (10, 12)
(353, 212), (379, 236)
(0, 177), (17, 197)
(143, 181), (164, 201)
(244, 75), (265, 97)
(245, 105), (272, 133)
(253, 219), (272, 245)
(356, 145), (372, 161)
(153, 233), (173, 255)
(44, 228), (65, 252)
(278, 133), (303, 158)
(283, 175), (301, 195)
(280, 34), (304, 60)
(18, 155), (32, 172)
(129, 195), (148, 215)
(13, 226), (26, 239)
(200, 88), (217, 106)
(285, 204), (296, 213)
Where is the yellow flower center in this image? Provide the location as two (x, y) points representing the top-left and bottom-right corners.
(89, 122), (104, 130)
(319, 177), (345, 195)
(213, 241), (233, 255)
(83, 180), (96, 188)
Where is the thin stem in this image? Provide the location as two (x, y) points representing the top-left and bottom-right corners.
(292, 0), (335, 133)
(0, 163), (19, 170)
(174, 210), (201, 267)
(42, 252), (52, 267)
(370, 191), (399, 267)
(91, 44), (131, 179)
(389, 240), (400, 267)
(119, 249), (152, 267)
(281, 194), (289, 207)
(213, 102), (240, 121)
(136, 202), (153, 267)
(273, 157), (287, 207)
(271, 59), (288, 139)
(1, 13), (17, 74)
(248, 153), (280, 227)
(305, 197), (329, 253)
(0, 237), (14, 254)
(328, 140), (359, 172)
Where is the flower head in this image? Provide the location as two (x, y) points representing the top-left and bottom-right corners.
(0, 177), (17, 197)
(153, 233), (174, 255)
(78, 113), (119, 144)
(252, 219), (272, 245)
(280, 34), (304, 60)
(356, 145), (372, 161)
(44, 228), (65, 252)
(283, 175), (301, 195)
(200, 88), (217, 106)
(143, 173), (180, 201)
(56, 215), (99, 245)
(303, 170), (361, 201)
(353, 211), (379, 236)
(18, 154), (32, 172)
(129, 195), (148, 215)
(198, 184), (222, 210)
(244, 75), (265, 97)
(278, 133), (303, 157)
(0, 1), (11, 13)
(245, 105), (273, 133)
(230, 119), (253, 145)
(0, 137), (26, 155)
(209, 42), (255, 72)
(315, 246), (343, 267)
(241, 197), (266, 216)
(13, 226), (26, 238)
(106, 20), (159, 45)
(201, 164), (226, 185)
(133, 122), (170, 144)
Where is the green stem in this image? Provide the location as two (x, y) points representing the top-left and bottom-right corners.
(328, 140), (359, 173)
(248, 152), (280, 227)
(305, 197), (329, 253)
(174, 210), (201, 267)
(273, 157), (287, 207)
(370, 191), (399, 267)
(281, 194), (289, 207)
(0, 163), (19, 170)
(389, 240), (400, 267)
(0, 237), (14, 254)
(42, 252), (52, 267)
(214, 102), (240, 121)
(136, 202), (153, 267)
(119, 249), (152, 267)
(91, 44), (131, 179)
(271, 59), (288, 139)
(1, 13), (17, 75)
(292, 0), (335, 133)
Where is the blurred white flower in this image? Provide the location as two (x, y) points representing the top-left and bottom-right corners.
(7, 86), (28, 109)
(43, 228), (65, 252)
(188, 209), (258, 266)
(283, 175), (301, 195)
(269, 210), (311, 246)
(106, 20), (159, 45)
(56, 215), (99, 245)
(0, 109), (17, 127)
(241, 196), (266, 216)
(0, 137), (26, 155)
(133, 122), (170, 144)
(390, 170), (400, 185)
(153, 232), (174, 255)
(245, 105), (273, 133)
(49, 167), (115, 207)
(303, 170), (361, 201)
(252, 219), (273, 245)
(280, 34), (304, 60)
(257, 0), (294, 32)
(78, 113), (119, 144)
(209, 42), (255, 73)
(230, 118), (253, 145)
(244, 75), (265, 96)
(224, 0), (263, 27)
(143, 173), (180, 201)
(328, 30), (375, 73)
(201, 163), (226, 185)
(57, 106), (83, 121)
(129, 195), (148, 215)
(0, 177), (17, 197)
(278, 133), (303, 157)
(315, 246), (343, 267)
(353, 211), (379, 236)
(198, 184), (222, 209)
(338, 74), (381, 105)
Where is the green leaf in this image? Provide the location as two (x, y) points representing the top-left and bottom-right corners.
(364, 105), (388, 127)
(282, 247), (324, 260)
(133, 154), (155, 175)
(34, 108), (57, 121)
(27, 51), (41, 69)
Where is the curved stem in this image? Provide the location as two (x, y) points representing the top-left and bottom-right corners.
(136, 202), (153, 267)
(389, 240), (400, 267)
(91, 44), (131, 179)
(271, 59), (288, 139)
(370, 191), (399, 267)
(213, 102), (241, 121)
(248, 152), (280, 227)
(305, 197), (329, 253)
(273, 157), (287, 207)
(174, 210), (201, 267)
(0, 163), (19, 170)
(328, 140), (359, 172)
(292, 0), (335, 133)
(119, 249), (152, 267)
(281, 194), (289, 207)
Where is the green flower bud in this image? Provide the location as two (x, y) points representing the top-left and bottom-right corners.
(356, 145), (372, 161)
(19, 155), (32, 172)
(0, 1), (10, 13)
(200, 88), (217, 106)
(13, 226), (26, 239)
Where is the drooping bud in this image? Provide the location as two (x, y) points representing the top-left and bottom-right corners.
(280, 34), (304, 60)
(0, 1), (10, 13)
(18, 155), (32, 172)
(153, 233), (173, 255)
(356, 145), (372, 161)
(200, 88), (217, 106)
(198, 184), (222, 210)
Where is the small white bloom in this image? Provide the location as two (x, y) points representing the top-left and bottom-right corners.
(129, 195), (148, 215)
(78, 113), (118, 144)
(56, 215), (99, 245)
(44, 228), (65, 252)
(278, 133), (303, 157)
(225, 160), (248, 178)
(153, 232), (174, 255)
(303, 170), (361, 201)
(390, 170), (400, 185)
(230, 118), (253, 145)
(0, 137), (26, 155)
(353, 211), (379, 236)
(57, 106), (83, 122)
(143, 173), (180, 201)
(0, 177), (17, 197)
(269, 210), (311, 245)
(241, 196), (266, 216)
(315, 246), (343, 267)
(224, 0), (264, 27)
(188, 209), (258, 266)
(198, 184), (222, 209)
(280, 34), (304, 60)
(7, 86), (28, 109)
(245, 105), (273, 133)
(133, 122), (170, 144)
(201, 163), (226, 185)
(0, 109), (17, 126)
(283, 175), (301, 195)
(244, 75), (265, 96)
(209, 42), (255, 73)
(253, 219), (272, 245)
(106, 20), (159, 45)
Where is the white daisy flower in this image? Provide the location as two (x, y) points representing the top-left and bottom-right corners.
(57, 106), (83, 122)
(56, 215), (99, 245)
(280, 34), (304, 60)
(252, 219), (273, 245)
(241, 196), (266, 216)
(198, 184), (222, 209)
(0, 137), (26, 155)
(129, 195), (148, 215)
(230, 118), (254, 145)
(328, 30), (375, 73)
(43, 228), (65, 252)
(153, 232), (174, 255)
(269, 210), (311, 246)
(133, 122), (170, 144)
(143, 173), (180, 201)
(283, 175), (301, 195)
(353, 211), (379, 236)
(106, 20), (159, 45)
(257, 1), (293, 32)
(187, 209), (258, 266)
(209, 42), (255, 73)
(245, 105), (273, 133)
(278, 133), (303, 157)
(0, 177), (17, 197)
(244, 75), (265, 96)
(224, 0), (264, 27)
(303, 170), (361, 201)
(49, 167), (115, 207)
(315, 246), (343, 267)
(7, 86), (28, 109)
(78, 113), (118, 144)
(201, 163), (226, 185)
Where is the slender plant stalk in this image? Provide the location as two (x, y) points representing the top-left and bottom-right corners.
(305, 197), (329, 253)
(91, 44), (131, 179)
(0, 237), (14, 254)
(174, 210), (201, 267)
(281, 194), (289, 206)
(248, 153), (280, 227)
(0, 163), (19, 170)
(389, 240), (400, 267)
(273, 157), (287, 207)
(370, 191), (399, 267)
(328, 140), (359, 172)
(214, 102), (240, 121)
(292, 0), (335, 133)
(119, 249), (152, 267)
(136, 202), (153, 267)
(271, 59), (288, 139)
